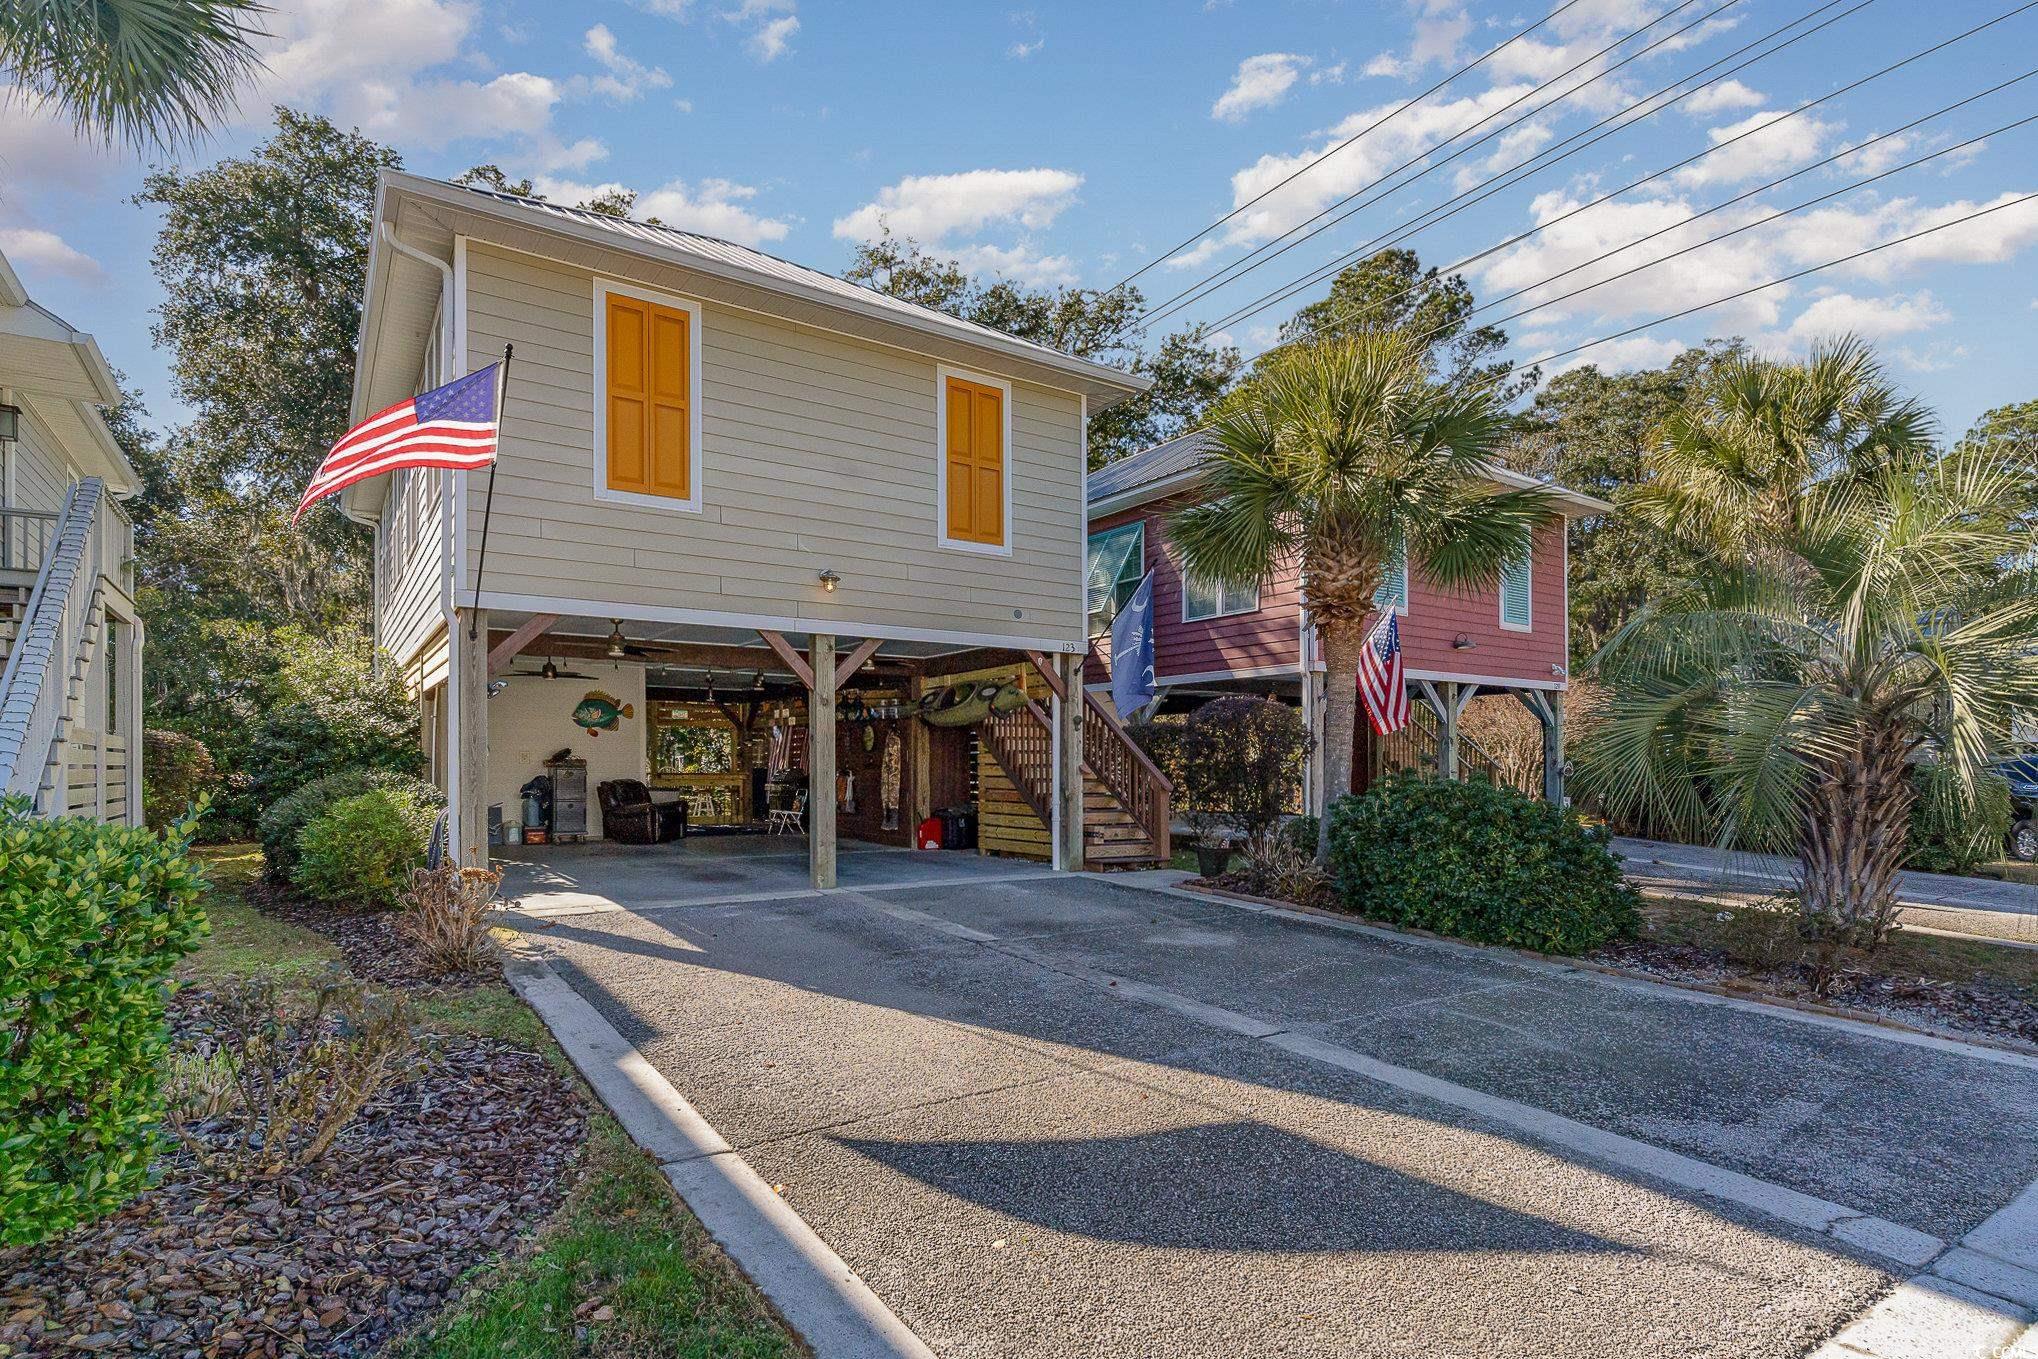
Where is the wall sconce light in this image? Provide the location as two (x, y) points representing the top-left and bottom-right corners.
(1551, 663), (1568, 678)
(819, 569), (841, 593)
(1452, 633), (1477, 650)
(0, 405), (18, 442)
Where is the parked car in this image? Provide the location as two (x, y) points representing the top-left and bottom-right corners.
(1994, 754), (2038, 861)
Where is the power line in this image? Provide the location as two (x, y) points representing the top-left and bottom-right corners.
(1170, 0), (1878, 338)
(1129, 0), (1733, 330)
(1426, 111), (2038, 353)
(1288, 3), (2038, 341)
(1100, 0), (1593, 301)
(1523, 192), (2038, 368)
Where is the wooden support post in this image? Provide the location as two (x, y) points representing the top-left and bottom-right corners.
(454, 607), (490, 865)
(1056, 651), (1084, 871)
(909, 676), (932, 830)
(1437, 681), (1460, 781)
(1543, 689), (1565, 804)
(810, 632), (837, 889)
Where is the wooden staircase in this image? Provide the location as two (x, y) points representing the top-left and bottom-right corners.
(977, 669), (1172, 869)
(0, 583), (31, 670)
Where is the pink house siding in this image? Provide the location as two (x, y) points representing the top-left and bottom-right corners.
(1088, 503), (1569, 691)
(1396, 517), (1568, 686)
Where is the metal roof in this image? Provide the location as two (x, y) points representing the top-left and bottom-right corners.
(407, 175), (1149, 400)
(1086, 424), (1615, 517)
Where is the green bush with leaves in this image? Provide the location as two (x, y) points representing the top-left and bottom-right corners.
(0, 800), (210, 1246)
(1327, 772), (1639, 954)
(1907, 763), (2013, 876)
(258, 767), (443, 883)
(291, 788), (436, 910)
(141, 729), (216, 832)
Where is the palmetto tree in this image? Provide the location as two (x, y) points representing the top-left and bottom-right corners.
(0, 0), (262, 151)
(1170, 331), (1554, 860)
(1581, 442), (2038, 949)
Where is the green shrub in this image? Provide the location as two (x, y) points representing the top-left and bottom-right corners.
(1177, 697), (1309, 855)
(1906, 763), (2013, 875)
(1326, 772), (1639, 955)
(241, 632), (424, 822)
(1280, 814), (1320, 855)
(291, 788), (436, 910)
(258, 767), (443, 882)
(141, 729), (216, 832)
(0, 799), (210, 1246)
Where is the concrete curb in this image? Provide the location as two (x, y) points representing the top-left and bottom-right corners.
(502, 954), (936, 1359)
(1163, 879), (2038, 1071)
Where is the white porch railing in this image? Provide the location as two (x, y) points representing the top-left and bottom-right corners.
(0, 479), (106, 808)
(0, 506), (60, 577)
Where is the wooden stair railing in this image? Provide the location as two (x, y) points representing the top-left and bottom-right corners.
(1371, 702), (1526, 793)
(980, 699), (1055, 826)
(1079, 689), (1172, 862)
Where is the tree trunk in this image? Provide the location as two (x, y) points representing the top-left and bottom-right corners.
(1796, 719), (1914, 950)
(1314, 621), (1366, 863)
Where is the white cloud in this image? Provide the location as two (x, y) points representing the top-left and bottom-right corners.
(1212, 53), (1311, 122)
(1009, 38), (1044, 58)
(832, 168), (1082, 242)
(535, 174), (791, 246)
(748, 14), (799, 61)
(581, 24), (673, 102)
(952, 242), (1078, 287)
(1310, 62), (1347, 86)
(1779, 289), (1949, 344)
(1410, 8), (1469, 67)
(1673, 108), (1840, 189)
(1682, 79), (1765, 115)
(0, 227), (103, 283)
(0, 89), (129, 190)
(1362, 51), (1407, 79)
(1543, 334), (1688, 376)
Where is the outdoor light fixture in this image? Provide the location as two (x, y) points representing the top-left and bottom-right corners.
(606, 620), (627, 659)
(819, 569), (841, 592)
(541, 657), (559, 680)
(1452, 633), (1477, 650)
(0, 405), (18, 443)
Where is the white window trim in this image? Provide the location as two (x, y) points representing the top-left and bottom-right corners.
(1086, 519), (1145, 635)
(1499, 545), (1533, 633)
(591, 276), (706, 515)
(1182, 570), (1261, 623)
(934, 363), (1014, 557)
(1373, 533), (1410, 617)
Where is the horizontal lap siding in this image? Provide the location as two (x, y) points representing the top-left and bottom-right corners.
(382, 468), (448, 668)
(461, 243), (1085, 644)
(1399, 517), (1567, 683)
(11, 413), (74, 513)
(1087, 501), (1302, 686)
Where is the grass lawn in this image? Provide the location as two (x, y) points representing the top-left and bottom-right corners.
(182, 846), (799, 1358)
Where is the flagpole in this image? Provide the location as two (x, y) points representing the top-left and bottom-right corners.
(468, 344), (512, 641)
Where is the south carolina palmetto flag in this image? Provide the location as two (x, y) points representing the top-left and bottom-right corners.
(293, 362), (503, 523)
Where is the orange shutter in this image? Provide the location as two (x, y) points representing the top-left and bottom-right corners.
(944, 377), (1005, 546)
(605, 293), (691, 500)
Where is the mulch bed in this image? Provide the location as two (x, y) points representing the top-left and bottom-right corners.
(245, 879), (494, 992)
(0, 890), (589, 1359)
(1186, 875), (2038, 1052)
(1594, 935), (2038, 1050)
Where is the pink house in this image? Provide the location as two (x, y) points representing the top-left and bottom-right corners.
(1083, 428), (1612, 804)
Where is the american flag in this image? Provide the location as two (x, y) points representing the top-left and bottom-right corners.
(1357, 612), (1410, 735)
(293, 362), (502, 523)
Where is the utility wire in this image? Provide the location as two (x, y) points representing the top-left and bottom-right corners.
(1523, 192), (2038, 367)
(1101, 0), (1593, 301)
(1130, 0), (1732, 330)
(1166, 0), (1877, 337)
(1420, 111), (2038, 352)
(1285, 4), (2038, 341)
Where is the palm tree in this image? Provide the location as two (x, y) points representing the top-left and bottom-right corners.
(1580, 440), (2038, 951)
(1170, 331), (1554, 860)
(1630, 337), (1937, 555)
(1, 0), (263, 151)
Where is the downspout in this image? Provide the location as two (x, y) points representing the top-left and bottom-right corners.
(376, 223), (460, 636)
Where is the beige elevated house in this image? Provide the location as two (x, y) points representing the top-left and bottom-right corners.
(0, 251), (142, 823)
(346, 172), (1170, 886)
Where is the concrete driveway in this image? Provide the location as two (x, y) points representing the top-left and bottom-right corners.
(498, 856), (2038, 1358)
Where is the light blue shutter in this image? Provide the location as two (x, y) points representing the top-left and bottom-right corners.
(1500, 550), (1532, 629)
(1373, 533), (1407, 612)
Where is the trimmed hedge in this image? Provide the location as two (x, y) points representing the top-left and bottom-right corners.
(257, 767), (443, 883)
(291, 788), (436, 910)
(1327, 772), (1639, 955)
(0, 800), (209, 1246)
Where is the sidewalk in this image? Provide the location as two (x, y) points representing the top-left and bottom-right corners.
(1615, 837), (2038, 947)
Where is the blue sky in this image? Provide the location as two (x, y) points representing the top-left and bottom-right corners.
(3, 0), (2034, 440)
